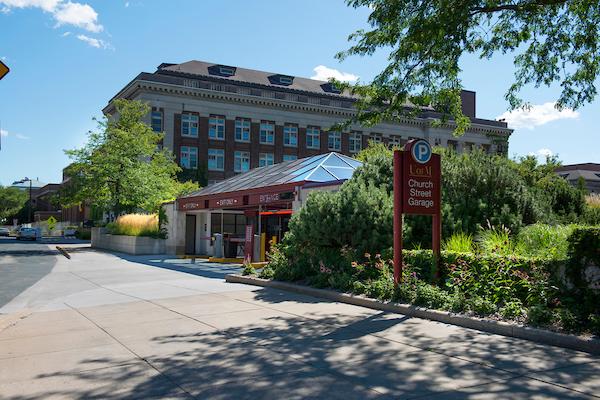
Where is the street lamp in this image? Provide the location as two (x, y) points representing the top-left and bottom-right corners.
(12, 177), (32, 224)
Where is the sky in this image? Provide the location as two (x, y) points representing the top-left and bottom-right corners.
(0, 0), (598, 186)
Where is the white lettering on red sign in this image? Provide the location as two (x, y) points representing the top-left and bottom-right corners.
(183, 203), (200, 209)
(216, 198), (238, 207)
(259, 193), (280, 203)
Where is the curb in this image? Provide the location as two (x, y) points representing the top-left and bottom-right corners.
(225, 274), (600, 355)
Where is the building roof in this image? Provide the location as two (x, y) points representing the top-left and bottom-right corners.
(10, 178), (46, 189)
(158, 60), (353, 98)
(555, 163), (600, 172)
(184, 152), (362, 198)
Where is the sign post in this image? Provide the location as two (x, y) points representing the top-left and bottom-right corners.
(393, 139), (442, 285)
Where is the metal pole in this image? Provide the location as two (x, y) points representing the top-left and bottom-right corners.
(393, 151), (403, 285)
(28, 179), (32, 223)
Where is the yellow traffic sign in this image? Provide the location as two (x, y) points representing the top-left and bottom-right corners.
(0, 61), (9, 81)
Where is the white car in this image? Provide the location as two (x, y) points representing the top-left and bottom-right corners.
(16, 227), (37, 241)
(0, 227), (9, 237)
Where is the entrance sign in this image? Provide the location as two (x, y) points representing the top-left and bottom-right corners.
(393, 139), (442, 285)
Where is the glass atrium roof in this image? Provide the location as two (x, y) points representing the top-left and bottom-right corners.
(184, 152), (362, 198)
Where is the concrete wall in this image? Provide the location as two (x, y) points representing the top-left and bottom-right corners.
(163, 203), (185, 255)
(91, 227), (166, 255)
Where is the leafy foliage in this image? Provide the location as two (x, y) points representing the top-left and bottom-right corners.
(337, 0), (600, 134)
(443, 232), (474, 253)
(0, 186), (27, 223)
(62, 99), (197, 215)
(106, 213), (162, 238)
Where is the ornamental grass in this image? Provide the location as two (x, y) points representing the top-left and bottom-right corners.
(109, 213), (159, 237)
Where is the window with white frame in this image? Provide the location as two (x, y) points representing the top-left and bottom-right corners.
(260, 121), (275, 144)
(283, 124), (298, 147)
(234, 151), (250, 173)
(328, 131), (341, 151)
(389, 135), (404, 147)
(181, 113), (199, 137)
(283, 154), (297, 162)
(349, 131), (362, 153)
(235, 118), (251, 142)
(306, 126), (320, 149)
(180, 146), (198, 169)
(208, 115), (225, 140)
(208, 148), (225, 171)
(369, 133), (382, 144)
(151, 110), (163, 132)
(259, 153), (274, 167)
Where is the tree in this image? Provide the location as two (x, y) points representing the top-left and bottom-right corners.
(338, 0), (600, 134)
(62, 99), (197, 215)
(0, 186), (27, 223)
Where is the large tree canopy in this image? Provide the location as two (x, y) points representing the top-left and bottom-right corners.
(338, 0), (599, 134)
(0, 186), (27, 223)
(62, 99), (197, 215)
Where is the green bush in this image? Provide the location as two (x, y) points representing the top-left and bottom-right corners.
(516, 224), (575, 259)
(499, 300), (525, 319)
(477, 224), (515, 256)
(258, 264), (274, 279)
(414, 283), (451, 309)
(566, 226), (600, 289)
(467, 296), (496, 316)
(242, 263), (256, 276)
(527, 304), (555, 327)
(75, 229), (91, 240)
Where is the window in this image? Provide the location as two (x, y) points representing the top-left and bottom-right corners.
(181, 113), (198, 137)
(235, 118), (251, 142)
(389, 135), (404, 147)
(260, 121), (275, 144)
(209, 115), (225, 140)
(259, 153), (274, 167)
(151, 110), (163, 132)
(283, 124), (298, 147)
(306, 126), (320, 149)
(283, 154), (297, 162)
(208, 149), (225, 171)
(349, 131), (362, 153)
(328, 131), (341, 151)
(369, 133), (382, 143)
(219, 66), (235, 76)
(280, 76), (293, 85)
(180, 146), (198, 169)
(234, 151), (250, 173)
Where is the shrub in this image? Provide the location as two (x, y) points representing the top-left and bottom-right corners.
(107, 213), (161, 238)
(516, 224), (574, 259)
(557, 308), (579, 332)
(527, 304), (555, 326)
(467, 296), (496, 316)
(447, 289), (467, 313)
(258, 264), (274, 279)
(566, 226), (600, 288)
(242, 263), (255, 276)
(75, 229), (91, 240)
(588, 314), (600, 336)
(414, 283), (451, 309)
(443, 232), (474, 253)
(499, 300), (525, 319)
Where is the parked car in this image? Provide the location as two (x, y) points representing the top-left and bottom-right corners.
(16, 227), (37, 241)
(0, 227), (10, 237)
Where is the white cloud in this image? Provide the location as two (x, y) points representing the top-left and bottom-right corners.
(124, 1), (129, 7)
(496, 102), (579, 130)
(311, 65), (359, 83)
(0, 0), (102, 32)
(0, 129), (28, 139)
(61, 30), (71, 36)
(76, 33), (109, 49)
(528, 148), (555, 161)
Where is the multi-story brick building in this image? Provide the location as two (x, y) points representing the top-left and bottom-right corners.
(104, 60), (512, 185)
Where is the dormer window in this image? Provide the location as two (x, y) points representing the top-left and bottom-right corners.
(321, 82), (341, 94)
(219, 66), (235, 76)
(269, 74), (294, 86)
(208, 64), (237, 77)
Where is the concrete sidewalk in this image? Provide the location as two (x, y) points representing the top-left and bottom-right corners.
(0, 245), (598, 399)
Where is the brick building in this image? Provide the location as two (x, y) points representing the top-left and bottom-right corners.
(104, 60), (512, 185)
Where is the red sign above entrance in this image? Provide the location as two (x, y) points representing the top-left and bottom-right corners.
(402, 140), (441, 215)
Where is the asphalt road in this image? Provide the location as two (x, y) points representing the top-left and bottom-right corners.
(0, 237), (58, 308)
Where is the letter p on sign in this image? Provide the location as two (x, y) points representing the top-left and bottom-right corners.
(411, 139), (432, 164)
